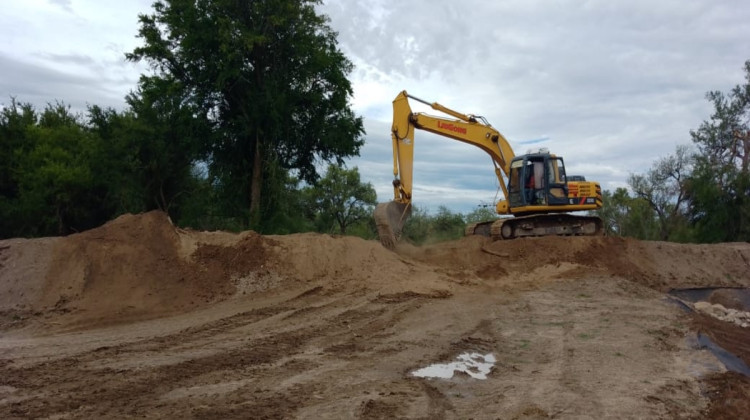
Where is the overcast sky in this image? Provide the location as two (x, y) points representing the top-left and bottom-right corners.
(2, 0), (749, 214)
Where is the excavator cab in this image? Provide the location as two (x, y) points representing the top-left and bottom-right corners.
(507, 152), (569, 211)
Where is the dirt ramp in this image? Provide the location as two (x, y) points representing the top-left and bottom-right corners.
(492, 236), (749, 289)
(395, 235), (494, 270)
(588, 239), (750, 290)
(266, 233), (455, 295)
(413, 235), (750, 290)
(478, 235), (630, 271)
(401, 235), (622, 283)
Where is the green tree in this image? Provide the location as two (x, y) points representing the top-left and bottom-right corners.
(624, 197), (662, 240)
(401, 206), (431, 244)
(125, 78), (210, 217)
(596, 188), (661, 240)
(304, 165), (376, 234)
(0, 99), (37, 236)
(401, 205), (465, 245)
(2, 97), (221, 238)
(432, 206), (465, 241)
(688, 60), (750, 242)
(628, 145), (692, 240)
(596, 188), (629, 236)
(10, 103), (111, 236)
(2, 100), (174, 238)
(257, 166), (314, 234)
(127, 0), (364, 228)
(86, 105), (148, 215)
(688, 165), (749, 242)
(465, 205), (499, 224)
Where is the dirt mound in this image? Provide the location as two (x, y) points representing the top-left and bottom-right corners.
(37, 212), (240, 326)
(0, 212), (458, 330)
(0, 212), (280, 329)
(0, 237), (59, 314)
(406, 235), (750, 291)
(1, 214), (748, 331)
(266, 233), (455, 294)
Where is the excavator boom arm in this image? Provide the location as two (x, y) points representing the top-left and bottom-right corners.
(377, 91), (516, 248)
(389, 90), (515, 206)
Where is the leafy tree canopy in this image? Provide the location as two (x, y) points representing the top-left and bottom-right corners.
(628, 145), (692, 241)
(127, 0), (364, 227)
(303, 165), (376, 234)
(687, 59), (750, 242)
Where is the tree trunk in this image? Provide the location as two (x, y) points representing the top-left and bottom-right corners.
(658, 213), (669, 241)
(250, 132), (262, 227)
(57, 204), (64, 236)
(739, 130), (749, 174)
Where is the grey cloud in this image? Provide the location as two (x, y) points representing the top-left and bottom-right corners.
(35, 52), (97, 67)
(323, 0), (748, 110)
(0, 53), (136, 111)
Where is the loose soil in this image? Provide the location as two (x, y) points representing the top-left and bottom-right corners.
(1, 211), (749, 419)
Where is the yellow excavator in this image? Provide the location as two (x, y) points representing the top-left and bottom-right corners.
(375, 90), (603, 248)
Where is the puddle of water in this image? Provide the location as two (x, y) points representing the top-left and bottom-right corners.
(670, 287), (750, 379)
(694, 333), (750, 377)
(683, 336), (726, 378)
(411, 352), (496, 380)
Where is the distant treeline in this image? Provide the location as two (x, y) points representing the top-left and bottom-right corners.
(0, 98), (381, 238)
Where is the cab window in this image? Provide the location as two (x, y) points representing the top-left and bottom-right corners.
(548, 157), (566, 184)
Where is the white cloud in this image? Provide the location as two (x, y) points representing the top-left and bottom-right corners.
(0, 0), (150, 110)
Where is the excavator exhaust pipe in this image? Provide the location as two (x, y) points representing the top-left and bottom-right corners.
(374, 202), (411, 249)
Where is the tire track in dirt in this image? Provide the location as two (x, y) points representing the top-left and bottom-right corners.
(2, 289), (329, 417)
(1, 284), (446, 419)
(2, 321), (321, 418)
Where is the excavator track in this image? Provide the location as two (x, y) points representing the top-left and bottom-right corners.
(464, 221), (492, 237)
(465, 214), (603, 240)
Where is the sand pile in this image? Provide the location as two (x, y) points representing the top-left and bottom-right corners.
(408, 235), (750, 291)
(1, 211), (749, 330)
(1, 212), (265, 327)
(37, 212), (242, 325)
(0, 212), (456, 328)
(0, 237), (60, 313)
(266, 232), (455, 294)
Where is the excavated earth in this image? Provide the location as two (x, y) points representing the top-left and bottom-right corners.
(1, 211), (749, 419)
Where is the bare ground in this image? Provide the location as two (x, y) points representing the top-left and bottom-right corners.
(1, 211), (749, 419)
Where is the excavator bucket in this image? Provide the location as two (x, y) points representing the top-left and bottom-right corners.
(374, 201), (411, 249)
